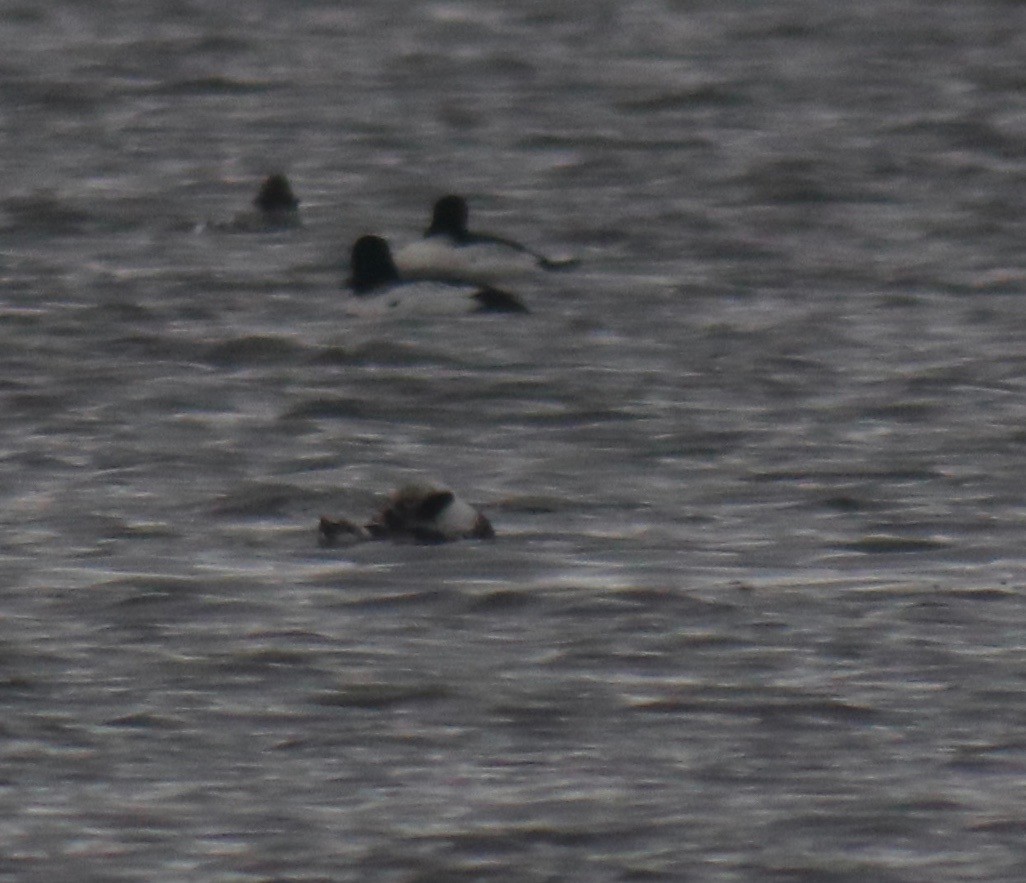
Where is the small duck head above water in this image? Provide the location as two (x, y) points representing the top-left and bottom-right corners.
(425, 194), (472, 242)
(253, 173), (300, 215)
(348, 234), (402, 294)
(206, 173), (301, 232)
(319, 481), (495, 546)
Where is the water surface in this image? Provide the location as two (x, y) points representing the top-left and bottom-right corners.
(2, 1), (1026, 880)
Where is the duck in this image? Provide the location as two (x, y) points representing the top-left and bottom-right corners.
(344, 234), (529, 315)
(207, 174), (301, 232)
(319, 482), (495, 545)
(393, 195), (578, 284)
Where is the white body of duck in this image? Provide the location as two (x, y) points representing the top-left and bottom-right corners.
(344, 234), (528, 316)
(394, 195), (577, 285)
(319, 482), (495, 545)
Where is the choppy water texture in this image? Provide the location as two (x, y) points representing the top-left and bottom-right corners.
(3, 1), (1026, 880)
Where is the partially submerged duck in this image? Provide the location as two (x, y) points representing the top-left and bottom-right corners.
(319, 482), (495, 545)
(345, 234), (529, 315)
(253, 174), (300, 221)
(394, 194), (578, 284)
(207, 174), (301, 232)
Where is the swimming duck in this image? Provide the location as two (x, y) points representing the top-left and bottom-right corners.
(208, 174), (301, 232)
(319, 482), (495, 545)
(345, 234), (529, 315)
(393, 195), (578, 284)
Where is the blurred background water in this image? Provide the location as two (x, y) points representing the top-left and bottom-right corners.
(2, 0), (1026, 880)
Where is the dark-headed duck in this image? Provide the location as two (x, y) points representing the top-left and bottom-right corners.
(319, 482), (495, 545)
(208, 174), (301, 232)
(394, 195), (578, 284)
(345, 234), (528, 315)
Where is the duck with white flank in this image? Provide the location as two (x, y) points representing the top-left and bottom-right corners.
(319, 482), (495, 546)
(394, 195), (578, 284)
(345, 234), (529, 315)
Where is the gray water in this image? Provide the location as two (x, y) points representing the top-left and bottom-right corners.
(3, 1), (1026, 880)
